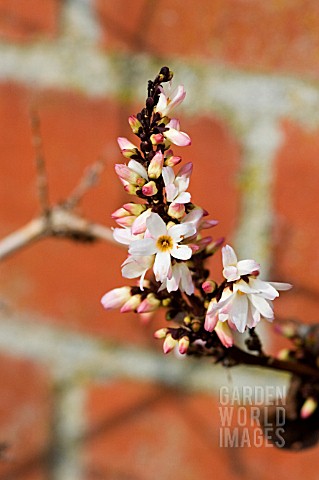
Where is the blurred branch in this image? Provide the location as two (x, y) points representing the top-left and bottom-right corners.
(0, 110), (119, 261)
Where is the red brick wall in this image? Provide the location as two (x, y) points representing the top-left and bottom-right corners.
(1, 0), (319, 478)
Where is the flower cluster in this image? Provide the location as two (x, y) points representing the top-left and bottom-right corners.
(101, 67), (292, 357)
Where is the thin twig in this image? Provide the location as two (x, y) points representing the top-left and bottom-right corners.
(29, 106), (50, 215)
(64, 156), (107, 210)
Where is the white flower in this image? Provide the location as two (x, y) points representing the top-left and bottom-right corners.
(129, 213), (196, 282)
(162, 163), (192, 205)
(159, 262), (194, 295)
(154, 84), (186, 117)
(164, 118), (191, 147)
(205, 245), (292, 334)
(121, 255), (154, 290)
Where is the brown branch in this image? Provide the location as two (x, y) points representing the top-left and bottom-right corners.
(0, 207), (118, 261)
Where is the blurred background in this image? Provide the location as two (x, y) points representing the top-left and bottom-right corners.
(1, 0), (319, 478)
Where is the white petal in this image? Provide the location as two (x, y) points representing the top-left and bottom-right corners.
(162, 166), (175, 186)
(113, 227), (132, 245)
(169, 223), (196, 242)
(153, 251), (171, 282)
(171, 244), (192, 260)
(122, 255), (152, 279)
(129, 238), (156, 256)
(269, 282), (293, 291)
(229, 294), (248, 333)
(165, 128), (191, 147)
(249, 294), (274, 320)
(222, 245), (238, 268)
(165, 184), (179, 202)
(128, 160), (149, 180)
(249, 278), (279, 300)
(179, 263), (194, 295)
(174, 192), (191, 204)
(237, 259), (260, 276)
(146, 213), (167, 238)
(223, 265), (239, 281)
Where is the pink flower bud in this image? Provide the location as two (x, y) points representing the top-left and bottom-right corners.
(168, 203), (185, 219)
(142, 181), (158, 196)
(115, 164), (141, 185)
(111, 207), (131, 219)
(114, 215), (136, 228)
(101, 286), (131, 310)
(202, 280), (216, 294)
(117, 137), (139, 158)
(164, 155), (182, 167)
(128, 115), (142, 134)
(148, 151), (164, 179)
(163, 334), (178, 354)
(301, 397), (318, 419)
(123, 203), (146, 216)
(131, 208), (152, 234)
(137, 294), (161, 313)
(178, 336), (190, 354)
(120, 294), (142, 313)
(150, 133), (164, 145)
(154, 328), (168, 339)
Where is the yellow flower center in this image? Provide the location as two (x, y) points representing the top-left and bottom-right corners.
(156, 235), (173, 252)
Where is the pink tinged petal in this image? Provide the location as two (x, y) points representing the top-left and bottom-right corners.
(131, 209), (152, 235)
(115, 164), (140, 184)
(249, 294), (274, 320)
(129, 237), (157, 256)
(204, 311), (218, 332)
(222, 245), (238, 268)
(128, 160), (149, 180)
(215, 322), (234, 348)
(114, 216), (136, 228)
(177, 162), (193, 178)
(163, 334), (178, 354)
(165, 128), (191, 146)
(223, 265), (239, 282)
(111, 207), (131, 219)
(120, 294), (141, 313)
(171, 244), (193, 261)
(153, 250), (171, 281)
(200, 219), (219, 229)
(101, 286), (131, 310)
(146, 213), (167, 238)
(229, 293), (249, 333)
(117, 137), (138, 151)
(142, 180), (158, 196)
(237, 259), (260, 276)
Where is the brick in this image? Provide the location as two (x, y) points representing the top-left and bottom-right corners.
(84, 381), (236, 480)
(0, 83), (240, 344)
(85, 379), (319, 480)
(272, 120), (319, 324)
(96, 0), (319, 78)
(0, 354), (52, 479)
(0, 0), (60, 41)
